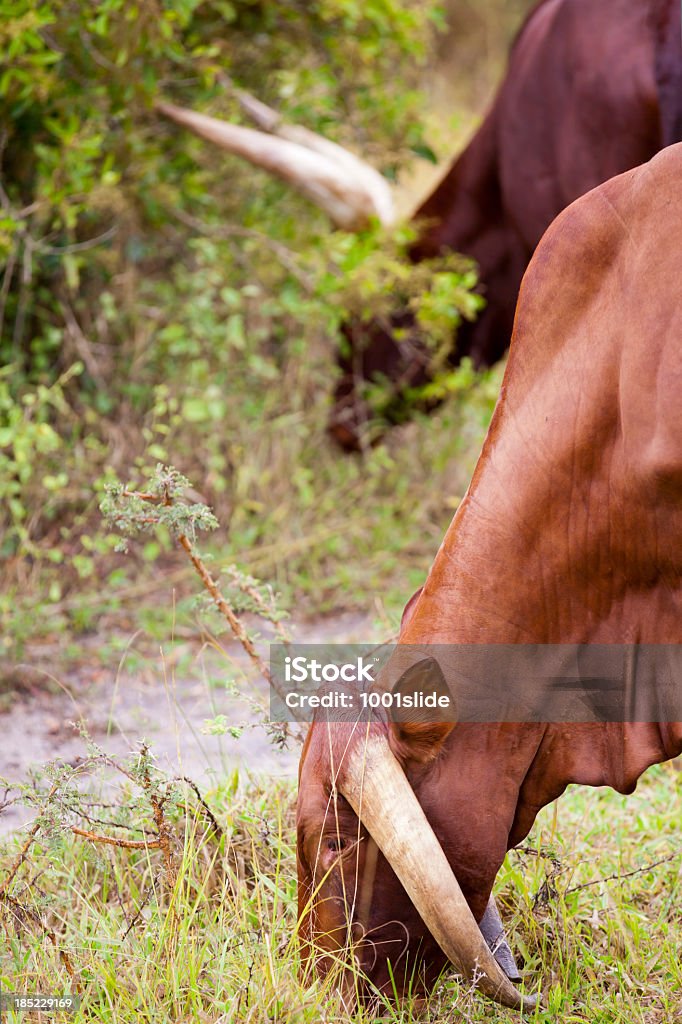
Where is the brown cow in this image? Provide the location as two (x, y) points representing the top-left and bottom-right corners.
(296, 144), (682, 1010)
(157, 0), (681, 449)
(330, 0), (682, 448)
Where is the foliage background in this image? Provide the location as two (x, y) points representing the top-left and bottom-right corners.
(1, 0), (533, 654)
(1, 7), (679, 1024)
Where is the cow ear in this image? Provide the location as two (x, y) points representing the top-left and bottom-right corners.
(387, 657), (455, 765)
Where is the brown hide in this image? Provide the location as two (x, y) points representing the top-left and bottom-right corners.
(331, 0), (682, 449)
(298, 144), (682, 1000)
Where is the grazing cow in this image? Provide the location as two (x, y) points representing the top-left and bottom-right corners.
(330, 0), (682, 448)
(296, 144), (682, 1010)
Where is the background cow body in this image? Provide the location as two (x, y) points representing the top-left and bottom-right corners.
(331, 0), (682, 447)
(298, 144), (682, 1005)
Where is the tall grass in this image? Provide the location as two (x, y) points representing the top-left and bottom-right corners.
(1, 752), (679, 1023)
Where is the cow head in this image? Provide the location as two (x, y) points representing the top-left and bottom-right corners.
(296, 699), (533, 1011)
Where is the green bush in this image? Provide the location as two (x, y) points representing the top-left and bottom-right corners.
(0, 0), (487, 608)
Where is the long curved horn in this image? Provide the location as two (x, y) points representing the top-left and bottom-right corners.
(339, 736), (537, 1011)
(156, 101), (395, 231)
(233, 86), (392, 185)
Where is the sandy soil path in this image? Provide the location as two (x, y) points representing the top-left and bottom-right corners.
(0, 613), (378, 835)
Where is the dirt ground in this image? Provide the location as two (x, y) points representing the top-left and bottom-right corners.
(0, 613), (377, 836)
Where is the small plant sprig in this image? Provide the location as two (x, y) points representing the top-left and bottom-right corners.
(100, 464), (297, 743)
(100, 465), (217, 551)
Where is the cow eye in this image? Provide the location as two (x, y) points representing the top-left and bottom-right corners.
(326, 837), (347, 853)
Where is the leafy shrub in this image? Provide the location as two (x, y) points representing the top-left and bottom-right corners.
(0, 0), (484, 602)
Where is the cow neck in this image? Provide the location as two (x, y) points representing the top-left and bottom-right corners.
(400, 374), (682, 831)
(400, 153), (682, 825)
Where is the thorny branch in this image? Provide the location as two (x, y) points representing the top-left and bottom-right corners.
(180, 776), (224, 838)
(0, 784), (81, 989)
(511, 843), (681, 906)
(565, 850), (680, 895)
(70, 827), (161, 850)
(0, 753), (226, 976)
(0, 784), (59, 900)
(106, 471), (302, 742)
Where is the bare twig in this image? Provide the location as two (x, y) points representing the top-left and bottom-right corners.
(73, 809), (157, 837)
(108, 477), (304, 743)
(120, 882), (156, 942)
(70, 826), (161, 849)
(179, 776), (223, 838)
(60, 297), (109, 388)
(0, 239), (17, 342)
(132, 744), (178, 895)
(0, 783), (81, 990)
(149, 792), (177, 888)
(565, 851), (680, 895)
(43, 566), (192, 616)
(0, 784), (59, 900)
(174, 530), (304, 743)
(0, 787), (19, 816)
(224, 566), (291, 643)
(36, 224), (117, 256)
(177, 533), (272, 677)
(121, 488), (274, 685)
(11, 233), (33, 350)
(78, 28), (119, 71)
